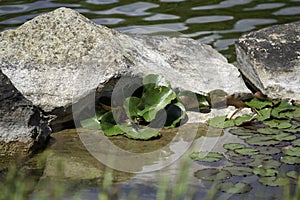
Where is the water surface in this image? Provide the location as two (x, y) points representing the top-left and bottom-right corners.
(0, 0), (299, 61)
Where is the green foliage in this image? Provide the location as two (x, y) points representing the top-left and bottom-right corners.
(216, 182), (252, 194)
(223, 143), (246, 151)
(209, 98), (300, 130)
(194, 168), (231, 181)
(189, 152), (224, 162)
(222, 166), (252, 176)
(80, 74), (187, 140)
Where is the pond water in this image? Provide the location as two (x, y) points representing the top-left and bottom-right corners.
(0, 0), (300, 62)
(1, 0), (300, 199)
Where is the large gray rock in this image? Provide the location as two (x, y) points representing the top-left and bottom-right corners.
(236, 22), (300, 100)
(0, 69), (50, 157)
(0, 7), (249, 128)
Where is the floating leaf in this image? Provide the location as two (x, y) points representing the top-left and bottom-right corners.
(234, 148), (259, 156)
(292, 107), (300, 118)
(250, 154), (273, 160)
(292, 139), (300, 147)
(259, 177), (290, 186)
(249, 158), (281, 169)
(274, 101), (296, 113)
(257, 146), (281, 155)
(225, 150), (240, 157)
(194, 168), (231, 181)
(245, 98), (273, 109)
(239, 135), (253, 140)
(229, 128), (257, 136)
(208, 116), (226, 129)
(223, 143), (246, 151)
(228, 156), (254, 164)
(245, 136), (280, 146)
(80, 115), (101, 130)
(255, 108), (271, 121)
(253, 167), (278, 177)
(283, 126), (300, 133)
(222, 166), (253, 176)
(271, 133), (296, 141)
(100, 111), (124, 136)
(189, 152), (224, 162)
(264, 119), (292, 129)
(216, 182), (252, 194)
(286, 171), (298, 179)
(282, 147), (300, 157)
(257, 128), (283, 135)
(280, 156), (300, 164)
(234, 115), (252, 126)
(119, 124), (161, 140)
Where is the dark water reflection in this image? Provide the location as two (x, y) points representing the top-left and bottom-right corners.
(0, 0), (299, 61)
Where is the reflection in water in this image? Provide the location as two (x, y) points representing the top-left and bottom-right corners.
(192, 0), (252, 10)
(0, 0), (299, 61)
(96, 2), (159, 16)
(273, 6), (300, 15)
(186, 16), (234, 24)
(86, 0), (119, 5)
(244, 3), (285, 11)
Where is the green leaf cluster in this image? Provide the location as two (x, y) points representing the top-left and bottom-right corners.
(80, 74), (189, 140)
(209, 98), (300, 132)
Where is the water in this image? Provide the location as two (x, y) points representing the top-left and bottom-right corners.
(0, 0), (299, 62)
(1, 1), (300, 199)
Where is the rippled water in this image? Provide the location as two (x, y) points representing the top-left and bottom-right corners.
(0, 0), (300, 61)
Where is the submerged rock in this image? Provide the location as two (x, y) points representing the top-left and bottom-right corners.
(236, 22), (300, 100)
(0, 69), (50, 158)
(0, 7), (250, 130)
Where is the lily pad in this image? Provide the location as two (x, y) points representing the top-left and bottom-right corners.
(222, 166), (253, 176)
(229, 128), (257, 136)
(245, 136), (280, 146)
(292, 139), (300, 147)
(282, 147), (300, 157)
(223, 143), (246, 151)
(280, 156), (300, 164)
(227, 155), (254, 164)
(194, 168), (231, 181)
(216, 182), (252, 194)
(264, 119), (292, 129)
(190, 152), (224, 162)
(208, 116), (226, 129)
(253, 167), (278, 177)
(245, 98), (273, 110)
(234, 115), (252, 126)
(271, 133), (296, 141)
(256, 146), (281, 155)
(286, 171), (298, 179)
(273, 101), (296, 113)
(257, 128), (283, 135)
(259, 177), (290, 186)
(234, 148), (259, 156)
(249, 158), (281, 169)
(292, 107), (300, 118)
(255, 108), (271, 121)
